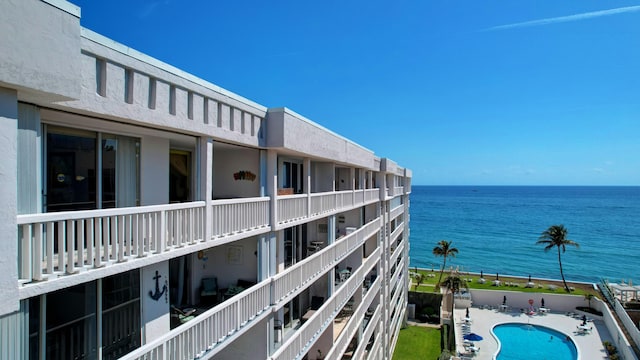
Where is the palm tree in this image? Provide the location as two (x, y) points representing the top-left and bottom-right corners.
(413, 273), (425, 291)
(536, 224), (580, 292)
(440, 274), (467, 350)
(433, 240), (459, 286)
(584, 293), (595, 309)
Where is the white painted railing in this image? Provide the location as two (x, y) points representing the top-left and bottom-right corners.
(367, 329), (383, 360)
(354, 305), (381, 360)
(272, 217), (381, 305)
(394, 186), (404, 196)
(364, 188), (379, 203)
(277, 189), (382, 225)
(277, 194), (308, 224)
(390, 204), (403, 221)
(326, 268), (381, 360)
(390, 243), (404, 269)
(210, 196), (270, 237)
(121, 279), (271, 360)
(390, 222), (403, 244)
(335, 190), (354, 209)
(272, 247), (379, 360)
(18, 197), (273, 284)
(271, 249), (331, 304)
(309, 191), (337, 217)
(17, 201), (205, 282)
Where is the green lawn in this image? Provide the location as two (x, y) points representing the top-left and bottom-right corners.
(410, 270), (599, 298)
(392, 326), (441, 360)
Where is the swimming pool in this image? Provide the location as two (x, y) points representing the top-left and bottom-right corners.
(493, 323), (578, 360)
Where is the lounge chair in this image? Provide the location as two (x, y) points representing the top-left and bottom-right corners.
(171, 306), (196, 324)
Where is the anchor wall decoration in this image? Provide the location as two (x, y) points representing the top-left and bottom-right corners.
(149, 270), (167, 302)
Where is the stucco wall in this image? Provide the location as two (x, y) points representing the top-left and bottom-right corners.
(0, 0), (81, 103)
(213, 145), (260, 198)
(140, 136), (169, 205)
(0, 88), (18, 316)
(266, 108), (375, 169)
(142, 261), (170, 343)
(470, 289), (589, 313)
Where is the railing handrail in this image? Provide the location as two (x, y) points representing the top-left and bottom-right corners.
(17, 201), (206, 224)
(121, 278), (272, 360)
(211, 196), (269, 206)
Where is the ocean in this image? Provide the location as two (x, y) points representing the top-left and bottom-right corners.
(408, 186), (640, 283)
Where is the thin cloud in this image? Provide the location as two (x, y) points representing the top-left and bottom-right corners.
(139, 0), (171, 19)
(485, 5), (640, 31)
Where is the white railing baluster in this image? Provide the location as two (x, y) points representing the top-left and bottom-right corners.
(66, 219), (74, 274)
(46, 222), (54, 275)
(158, 210), (165, 253)
(124, 214), (131, 257)
(102, 217), (110, 263)
(20, 224), (31, 280)
(76, 219), (84, 268)
(57, 221), (65, 273)
(117, 215), (125, 262)
(86, 218), (94, 268)
(95, 218), (102, 268)
(33, 224), (42, 281)
(132, 214), (139, 256)
(110, 216), (117, 261)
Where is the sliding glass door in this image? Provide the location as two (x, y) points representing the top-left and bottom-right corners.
(45, 125), (139, 212)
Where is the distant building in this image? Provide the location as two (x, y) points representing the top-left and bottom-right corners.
(0, 1), (411, 359)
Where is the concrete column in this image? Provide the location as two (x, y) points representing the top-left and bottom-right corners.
(376, 172), (386, 200)
(257, 234), (271, 281)
(259, 150), (267, 197)
(268, 232), (277, 277)
(199, 137), (213, 241)
(267, 150), (278, 227)
(0, 88), (19, 315)
(304, 158), (311, 217)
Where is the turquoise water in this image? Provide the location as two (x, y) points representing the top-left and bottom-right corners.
(408, 186), (640, 283)
(493, 323), (577, 360)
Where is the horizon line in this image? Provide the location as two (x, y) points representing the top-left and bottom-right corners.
(411, 184), (640, 187)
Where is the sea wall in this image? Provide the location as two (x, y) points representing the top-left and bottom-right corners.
(470, 289), (587, 312)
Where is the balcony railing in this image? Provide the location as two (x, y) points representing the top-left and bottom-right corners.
(277, 189), (381, 225)
(272, 217), (381, 305)
(390, 204), (403, 221)
(121, 279), (271, 360)
(354, 305), (381, 360)
(271, 249), (376, 360)
(18, 197), (272, 284)
(17, 202), (205, 282)
(210, 196), (270, 238)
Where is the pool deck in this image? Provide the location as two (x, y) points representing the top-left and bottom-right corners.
(454, 306), (614, 359)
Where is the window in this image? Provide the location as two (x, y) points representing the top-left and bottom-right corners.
(45, 125), (139, 212)
(280, 159), (303, 194)
(169, 150), (191, 203)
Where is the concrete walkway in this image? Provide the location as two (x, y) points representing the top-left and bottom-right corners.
(454, 306), (614, 359)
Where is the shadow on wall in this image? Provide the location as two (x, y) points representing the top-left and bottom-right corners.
(408, 291), (443, 324)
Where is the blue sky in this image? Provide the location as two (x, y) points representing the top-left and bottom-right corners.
(70, 0), (640, 185)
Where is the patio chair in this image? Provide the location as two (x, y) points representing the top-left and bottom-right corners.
(200, 277), (218, 303)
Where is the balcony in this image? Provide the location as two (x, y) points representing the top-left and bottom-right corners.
(272, 247), (380, 360)
(17, 197), (270, 288)
(120, 279), (272, 360)
(277, 189), (381, 226)
(272, 217), (381, 306)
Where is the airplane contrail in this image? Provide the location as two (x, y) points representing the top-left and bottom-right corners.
(485, 5), (640, 31)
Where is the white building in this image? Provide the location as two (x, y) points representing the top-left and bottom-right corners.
(0, 1), (412, 359)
